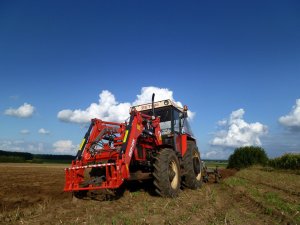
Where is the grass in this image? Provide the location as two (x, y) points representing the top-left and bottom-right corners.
(224, 177), (248, 187)
(264, 192), (295, 214)
(204, 161), (228, 169)
(227, 167), (300, 223)
(237, 166), (300, 195)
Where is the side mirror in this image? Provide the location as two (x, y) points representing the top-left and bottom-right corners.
(183, 105), (188, 118)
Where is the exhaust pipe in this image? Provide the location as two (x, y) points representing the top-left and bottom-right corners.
(152, 93), (155, 117)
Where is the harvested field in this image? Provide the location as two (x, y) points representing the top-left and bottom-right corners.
(0, 164), (299, 224)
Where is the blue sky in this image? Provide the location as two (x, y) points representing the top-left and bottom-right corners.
(0, 1), (299, 158)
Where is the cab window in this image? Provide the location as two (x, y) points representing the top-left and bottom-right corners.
(173, 109), (181, 133)
(141, 108), (172, 135)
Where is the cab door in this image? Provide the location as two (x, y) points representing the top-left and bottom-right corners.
(172, 109), (183, 153)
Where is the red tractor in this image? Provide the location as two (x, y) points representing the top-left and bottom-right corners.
(64, 94), (202, 198)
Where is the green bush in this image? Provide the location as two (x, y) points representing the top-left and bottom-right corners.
(269, 153), (300, 170)
(227, 146), (268, 169)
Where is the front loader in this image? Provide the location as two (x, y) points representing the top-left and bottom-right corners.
(64, 94), (202, 198)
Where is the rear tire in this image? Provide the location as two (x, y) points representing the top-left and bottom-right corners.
(182, 141), (202, 189)
(153, 148), (181, 197)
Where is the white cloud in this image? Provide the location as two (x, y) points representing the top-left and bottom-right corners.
(204, 150), (218, 158)
(0, 140), (23, 151)
(53, 140), (77, 154)
(279, 99), (300, 128)
(57, 86), (195, 123)
(133, 87), (175, 105)
(57, 90), (131, 123)
(210, 108), (268, 148)
(4, 103), (35, 118)
(28, 143), (44, 152)
(0, 139), (45, 153)
(20, 129), (30, 135)
(203, 149), (231, 159)
(217, 119), (227, 126)
(38, 128), (50, 135)
(9, 95), (19, 100)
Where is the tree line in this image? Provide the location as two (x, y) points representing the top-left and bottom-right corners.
(0, 150), (74, 163)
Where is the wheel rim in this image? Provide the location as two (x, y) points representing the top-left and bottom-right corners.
(169, 160), (179, 189)
(193, 150), (201, 181)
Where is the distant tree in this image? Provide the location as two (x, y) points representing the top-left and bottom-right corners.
(0, 150), (74, 163)
(0, 155), (25, 163)
(34, 154), (74, 160)
(0, 150), (33, 160)
(227, 146), (268, 169)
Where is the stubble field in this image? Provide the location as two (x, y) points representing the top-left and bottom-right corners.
(0, 163), (299, 225)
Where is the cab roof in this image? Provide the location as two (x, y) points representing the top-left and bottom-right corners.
(132, 99), (184, 112)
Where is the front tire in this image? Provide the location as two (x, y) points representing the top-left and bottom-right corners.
(153, 148), (181, 197)
(182, 141), (202, 189)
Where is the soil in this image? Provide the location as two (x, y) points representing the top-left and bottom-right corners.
(0, 163), (297, 225)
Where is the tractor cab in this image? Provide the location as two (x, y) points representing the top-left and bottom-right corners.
(132, 99), (195, 151)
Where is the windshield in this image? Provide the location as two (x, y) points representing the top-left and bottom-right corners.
(140, 107), (171, 135)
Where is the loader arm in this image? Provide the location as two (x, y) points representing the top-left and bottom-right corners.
(64, 109), (162, 192)
(120, 109), (162, 178)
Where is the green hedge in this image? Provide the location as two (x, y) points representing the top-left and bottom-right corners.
(269, 153), (300, 170)
(227, 146), (268, 169)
